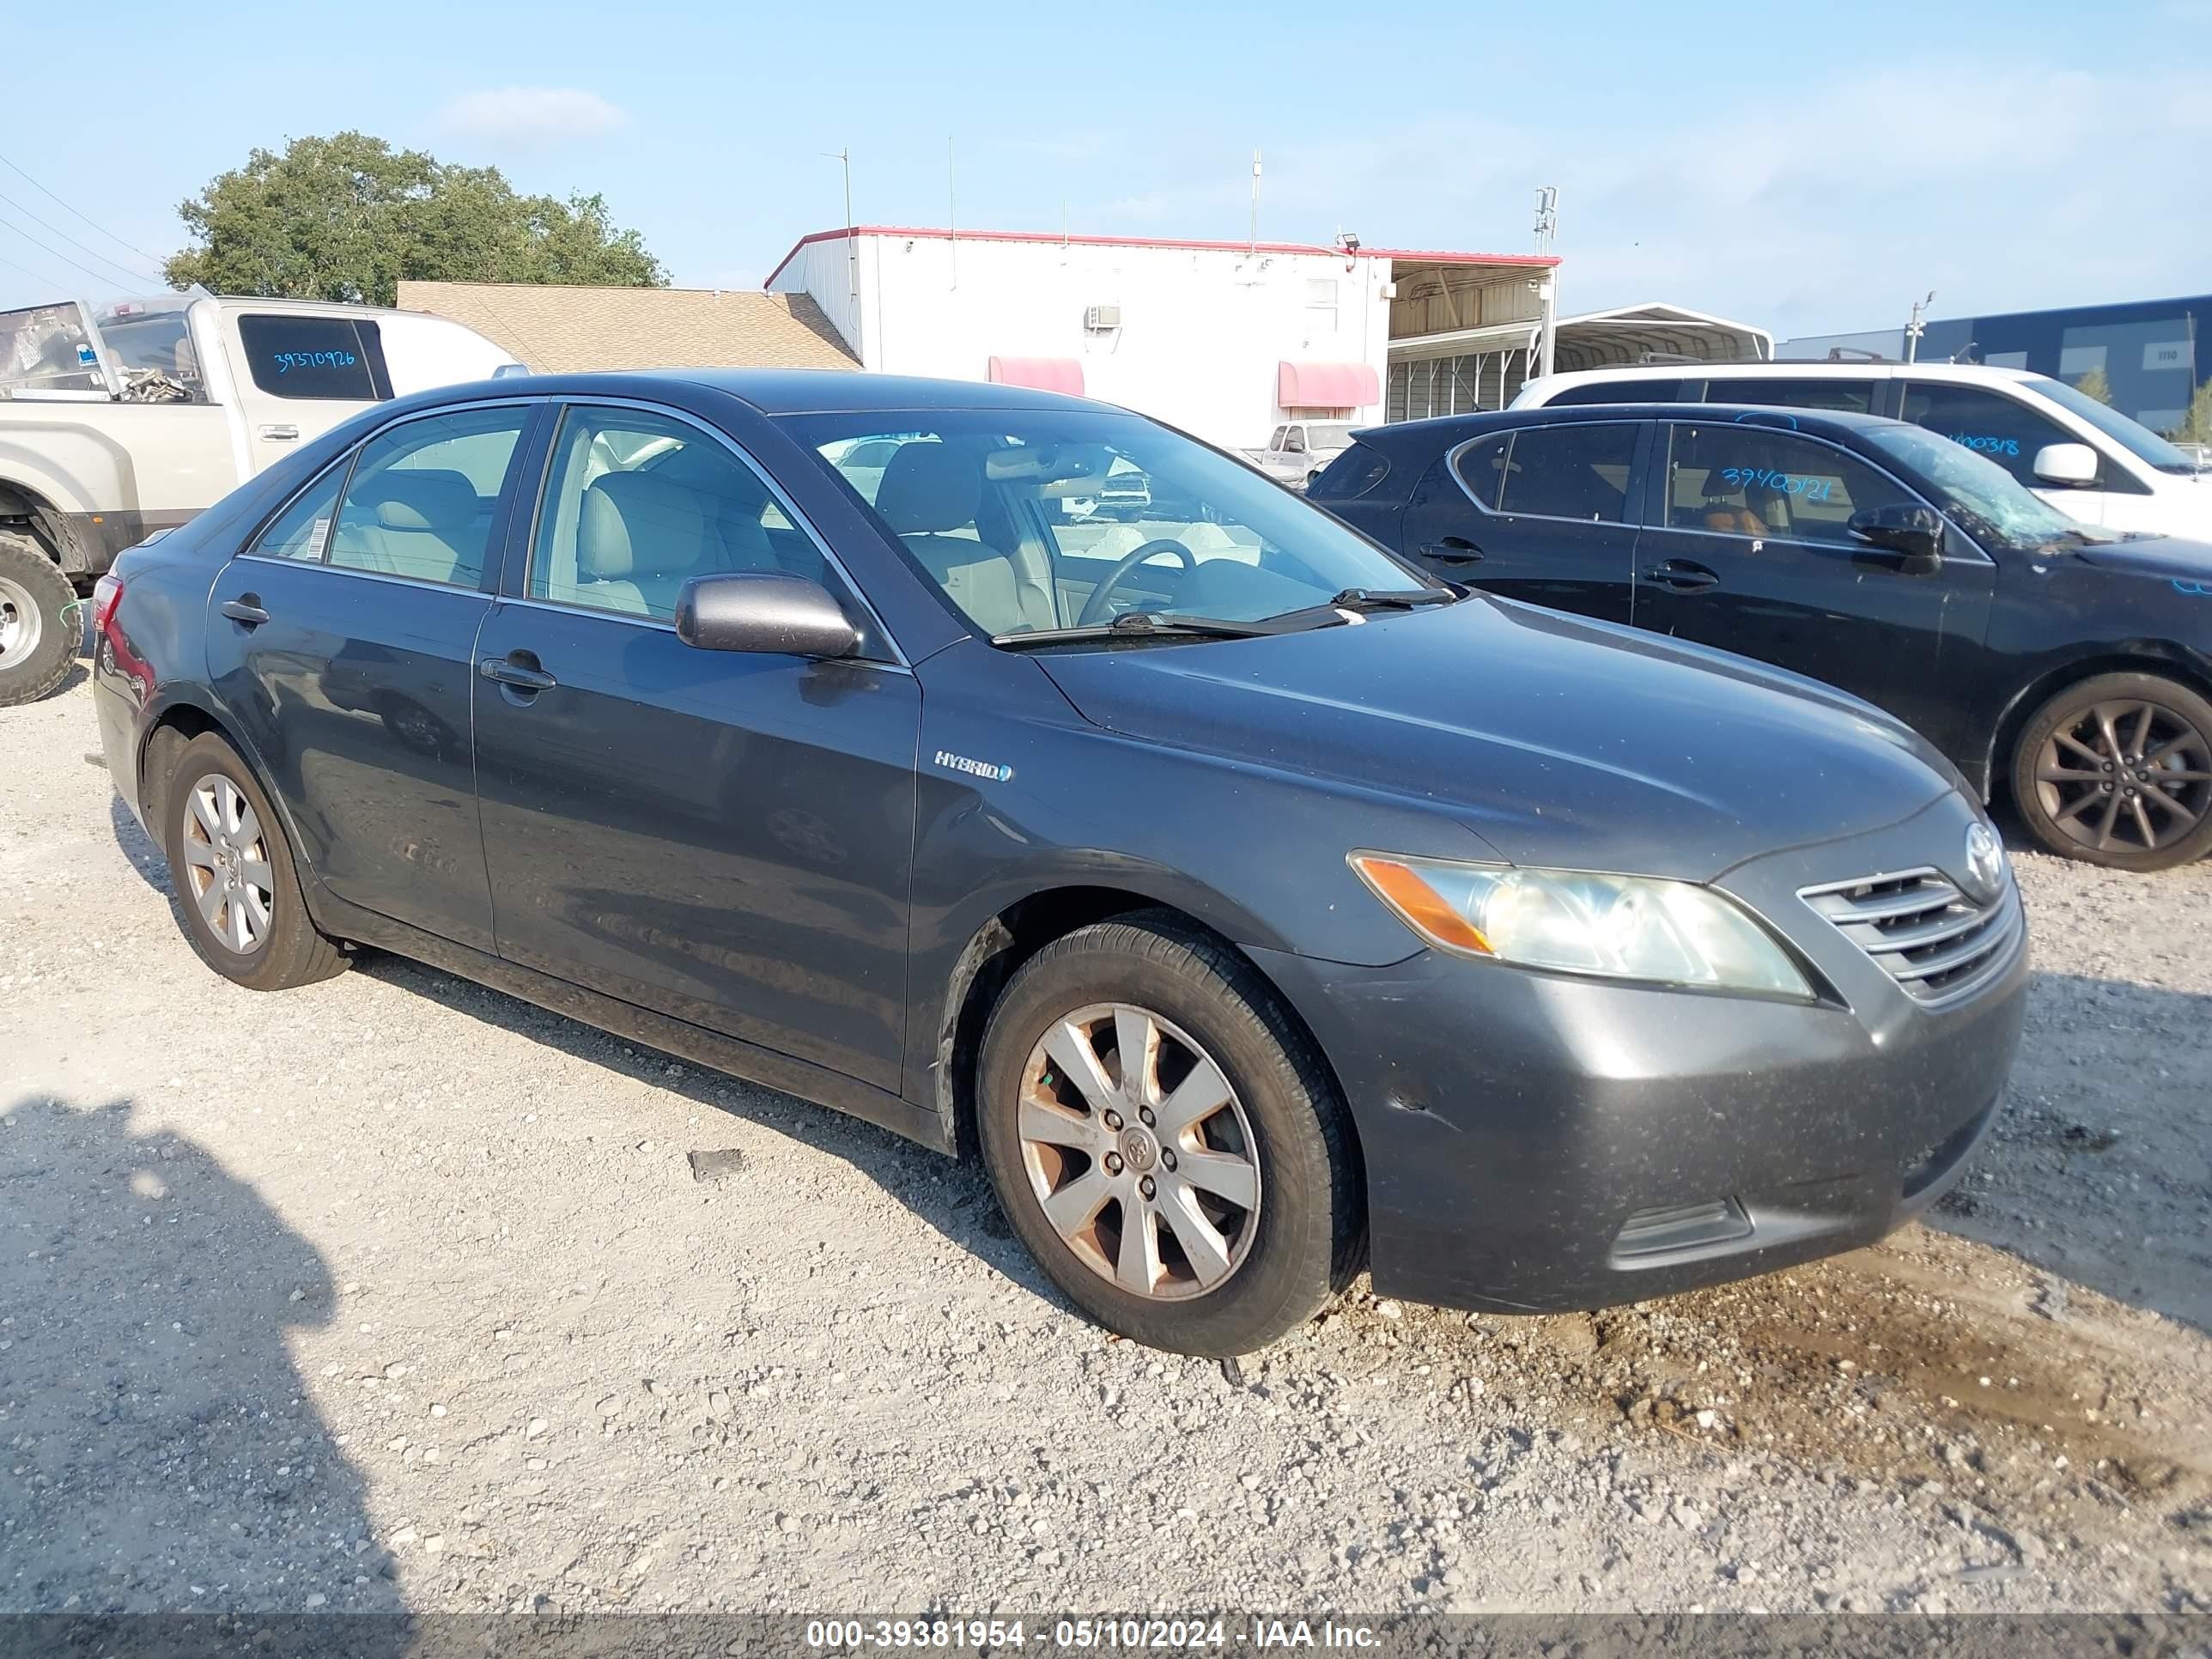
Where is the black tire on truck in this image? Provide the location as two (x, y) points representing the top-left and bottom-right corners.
(0, 527), (80, 708)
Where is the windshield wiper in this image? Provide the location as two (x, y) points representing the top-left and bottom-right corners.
(1326, 586), (1456, 611)
(993, 611), (1298, 647)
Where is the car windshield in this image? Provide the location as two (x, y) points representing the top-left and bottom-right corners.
(780, 407), (1437, 640)
(2031, 374), (2202, 474)
(1865, 424), (2108, 551)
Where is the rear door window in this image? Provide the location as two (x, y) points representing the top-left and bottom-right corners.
(250, 462), (349, 562)
(1495, 424), (1639, 522)
(1661, 423), (1917, 545)
(1897, 381), (2080, 488)
(1706, 377), (1876, 414)
(326, 405), (530, 587)
(1449, 434), (1512, 507)
(236, 314), (392, 401)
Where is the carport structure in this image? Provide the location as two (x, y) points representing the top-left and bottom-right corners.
(1386, 301), (1773, 422)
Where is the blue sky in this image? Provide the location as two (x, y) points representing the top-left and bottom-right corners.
(5, 0), (2209, 339)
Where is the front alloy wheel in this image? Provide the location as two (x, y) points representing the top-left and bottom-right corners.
(2016, 674), (2212, 870)
(1018, 1002), (1262, 1299)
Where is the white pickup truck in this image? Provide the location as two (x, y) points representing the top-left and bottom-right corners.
(1249, 420), (1357, 489)
(0, 291), (519, 704)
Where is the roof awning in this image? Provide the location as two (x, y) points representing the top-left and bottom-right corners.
(988, 356), (1085, 394)
(1278, 360), (1380, 408)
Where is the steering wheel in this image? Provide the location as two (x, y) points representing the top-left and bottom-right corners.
(1076, 538), (1194, 628)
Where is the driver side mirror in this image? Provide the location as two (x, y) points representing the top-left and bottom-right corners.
(2032, 441), (2100, 488)
(676, 573), (861, 659)
(1848, 503), (1945, 573)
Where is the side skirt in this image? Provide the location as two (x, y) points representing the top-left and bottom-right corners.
(310, 889), (954, 1157)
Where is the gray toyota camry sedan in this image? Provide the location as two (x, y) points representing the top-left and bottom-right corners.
(89, 370), (2027, 1355)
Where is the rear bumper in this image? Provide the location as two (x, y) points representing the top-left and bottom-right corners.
(1252, 794), (2030, 1314)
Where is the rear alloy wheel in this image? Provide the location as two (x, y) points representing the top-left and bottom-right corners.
(0, 531), (78, 708)
(976, 913), (1362, 1356)
(2012, 672), (2212, 871)
(161, 732), (349, 989)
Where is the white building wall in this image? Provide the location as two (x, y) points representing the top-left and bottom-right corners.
(775, 232), (1390, 453)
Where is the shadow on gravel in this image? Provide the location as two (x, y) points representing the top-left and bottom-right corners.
(109, 793), (171, 898)
(352, 956), (1061, 1311)
(0, 1095), (402, 1617)
(1930, 970), (2212, 1335)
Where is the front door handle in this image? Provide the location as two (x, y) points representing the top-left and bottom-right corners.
(1419, 537), (1486, 566)
(219, 595), (270, 627)
(1645, 559), (1720, 592)
(479, 654), (557, 692)
(257, 424), (300, 441)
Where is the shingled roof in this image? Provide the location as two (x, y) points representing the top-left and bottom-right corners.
(395, 282), (859, 374)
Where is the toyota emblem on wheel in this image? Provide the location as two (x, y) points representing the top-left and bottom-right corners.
(1963, 822), (2007, 902)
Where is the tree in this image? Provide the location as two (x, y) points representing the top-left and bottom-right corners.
(2071, 366), (2114, 406)
(164, 131), (665, 305)
(2172, 376), (2212, 447)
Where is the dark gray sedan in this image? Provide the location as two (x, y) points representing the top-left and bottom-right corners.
(90, 370), (2026, 1355)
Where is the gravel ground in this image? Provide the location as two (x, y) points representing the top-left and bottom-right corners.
(3, 667), (2209, 1618)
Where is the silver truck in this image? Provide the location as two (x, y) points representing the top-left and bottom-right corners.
(1249, 420), (1356, 489)
(0, 291), (519, 704)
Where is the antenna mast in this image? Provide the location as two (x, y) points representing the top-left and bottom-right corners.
(1249, 151), (1262, 253)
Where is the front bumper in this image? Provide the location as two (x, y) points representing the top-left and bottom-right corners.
(1254, 793), (2029, 1314)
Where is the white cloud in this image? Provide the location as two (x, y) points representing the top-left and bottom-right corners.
(437, 87), (627, 151)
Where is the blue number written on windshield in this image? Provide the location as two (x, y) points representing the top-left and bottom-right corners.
(1721, 466), (1834, 502)
(1947, 432), (2020, 457)
(273, 351), (357, 374)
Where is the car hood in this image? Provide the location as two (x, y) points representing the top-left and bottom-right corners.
(2072, 532), (2212, 582)
(1036, 596), (1961, 883)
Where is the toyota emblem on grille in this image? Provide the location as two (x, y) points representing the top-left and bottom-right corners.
(1962, 822), (2006, 902)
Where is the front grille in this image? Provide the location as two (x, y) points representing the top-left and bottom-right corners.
(1799, 867), (2020, 1009)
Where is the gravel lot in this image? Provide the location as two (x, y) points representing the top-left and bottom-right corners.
(3, 665), (2209, 1617)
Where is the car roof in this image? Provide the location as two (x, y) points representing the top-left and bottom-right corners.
(1528, 361), (2042, 387)
(440, 367), (1107, 416)
(1352, 402), (1910, 450)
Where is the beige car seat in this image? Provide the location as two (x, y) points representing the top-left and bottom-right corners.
(874, 441), (1055, 635)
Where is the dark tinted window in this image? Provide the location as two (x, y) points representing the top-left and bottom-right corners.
(1547, 378), (1687, 406)
(236, 314), (389, 401)
(1497, 423), (1639, 522)
(327, 406), (529, 587)
(1308, 442), (1391, 501)
(1449, 434), (1510, 507)
(1898, 381), (2077, 487)
(1662, 423), (1916, 545)
(1707, 377), (1875, 414)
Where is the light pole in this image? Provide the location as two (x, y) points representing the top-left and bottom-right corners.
(1905, 290), (1936, 363)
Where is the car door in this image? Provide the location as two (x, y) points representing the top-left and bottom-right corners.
(1631, 419), (1994, 757)
(223, 310), (393, 477)
(1398, 419), (1646, 624)
(471, 400), (921, 1092)
(206, 399), (540, 951)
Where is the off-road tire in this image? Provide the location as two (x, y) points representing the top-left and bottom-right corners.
(976, 910), (1363, 1356)
(0, 528), (78, 707)
(161, 732), (349, 990)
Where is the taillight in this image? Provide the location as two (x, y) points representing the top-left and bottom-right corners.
(92, 573), (125, 635)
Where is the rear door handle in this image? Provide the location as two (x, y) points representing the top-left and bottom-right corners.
(1419, 537), (1486, 566)
(479, 655), (557, 692)
(1645, 559), (1720, 592)
(219, 596), (270, 627)
(257, 424), (300, 441)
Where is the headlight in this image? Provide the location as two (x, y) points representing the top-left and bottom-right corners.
(1348, 853), (1813, 998)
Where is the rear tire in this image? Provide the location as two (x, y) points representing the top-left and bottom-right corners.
(0, 529), (78, 708)
(2010, 672), (2212, 871)
(161, 732), (349, 989)
(975, 911), (1362, 1356)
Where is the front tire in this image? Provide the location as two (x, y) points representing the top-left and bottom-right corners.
(975, 913), (1362, 1356)
(161, 732), (349, 989)
(0, 529), (78, 708)
(2010, 672), (2212, 871)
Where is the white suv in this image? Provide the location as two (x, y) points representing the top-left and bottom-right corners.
(1513, 361), (2212, 540)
